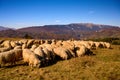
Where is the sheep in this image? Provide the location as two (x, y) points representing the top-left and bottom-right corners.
(19, 39), (28, 44)
(51, 39), (56, 46)
(44, 40), (51, 44)
(30, 44), (37, 51)
(0, 51), (15, 67)
(40, 40), (45, 44)
(104, 42), (111, 49)
(42, 46), (56, 65)
(76, 45), (88, 57)
(34, 46), (45, 58)
(0, 47), (12, 52)
(22, 44), (27, 49)
(87, 41), (96, 49)
(22, 49), (41, 68)
(0, 40), (12, 48)
(40, 44), (54, 52)
(27, 39), (34, 48)
(10, 41), (18, 48)
(0, 40), (12, 52)
(33, 40), (41, 45)
(62, 41), (76, 57)
(94, 42), (102, 49)
(34, 46), (54, 66)
(78, 41), (92, 49)
(14, 46), (22, 50)
(0, 40), (4, 45)
(55, 40), (63, 47)
(12, 49), (23, 61)
(53, 46), (69, 60)
(0, 49), (22, 67)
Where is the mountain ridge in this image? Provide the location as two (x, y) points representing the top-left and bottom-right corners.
(0, 26), (11, 31)
(0, 23), (120, 39)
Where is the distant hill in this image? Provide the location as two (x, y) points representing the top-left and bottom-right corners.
(18, 23), (116, 33)
(0, 26), (10, 31)
(0, 23), (120, 39)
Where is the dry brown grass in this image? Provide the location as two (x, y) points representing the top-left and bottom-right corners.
(0, 45), (120, 80)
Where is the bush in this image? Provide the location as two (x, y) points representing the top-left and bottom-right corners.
(90, 37), (120, 45)
(112, 40), (120, 45)
(23, 34), (33, 39)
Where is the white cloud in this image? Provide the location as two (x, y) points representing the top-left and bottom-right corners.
(55, 20), (61, 23)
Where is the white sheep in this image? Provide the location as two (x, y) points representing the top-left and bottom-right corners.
(0, 40), (12, 48)
(30, 44), (37, 51)
(62, 41), (76, 57)
(27, 39), (34, 48)
(10, 41), (17, 48)
(34, 46), (45, 58)
(12, 49), (23, 61)
(0, 47), (11, 52)
(40, 44), (56, 60)
(19, 39), (28, 44)
(22, 44), (27, 49)
(14, 46), (22, 50)
(22, 49), (41, 68)
(76, 45), (88, 57)
(0, 49), (22, 67)
(0, 40), (4, 45)
(104, 42), (111, 49)
(53, 46), (69, 60)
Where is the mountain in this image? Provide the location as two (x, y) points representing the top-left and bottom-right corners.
(0, 23), (120, 39)
(0, 26), (10, 31)
(18, 23), (116, 33)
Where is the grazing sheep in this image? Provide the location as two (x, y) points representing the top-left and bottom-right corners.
(33, 40), (41, 45)
(19, 39), (28, 44)
(40, 40), (45, 44)
(27, 39), (34, 48)
(53, 46), (69, 60)
(94, 42), (102, 49)
(0, 47), (12, 52)
(34, 46), (45, 58)
(12, 49), (23, 61)
(76, 44), (93, 57)
(55, 40), (63, 47)
(0, 40), (4, 45)
(88, 41), (96, 49)
(44, 40), (51, 44)
(22, 44), (27, 49)
(104, 42), (111, 49)
(40, 44), (54, 52)
(62, 41), (76, 57)
(14, 46), (22, 50)
(22, 49), (41, 68)
(40, 44), (56, 62)
(0, 40), (12, 48)
(10, 41), (17, 48)
(0, 49), (22, 67)
(0, 51), (15, 67)
(76, 45), (88, 57)
(42, 46), (56, 65)
(30, 45), (37, 51)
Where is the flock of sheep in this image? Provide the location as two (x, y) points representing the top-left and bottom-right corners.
(0, 39), (111, 68)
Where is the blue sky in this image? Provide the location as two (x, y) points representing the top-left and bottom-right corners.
(0, 0), (120, 28)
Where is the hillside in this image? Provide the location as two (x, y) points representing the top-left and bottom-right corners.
(0, 23), (120, 39)
(0, 26), (10, 31)
(17, 23), (116, 33)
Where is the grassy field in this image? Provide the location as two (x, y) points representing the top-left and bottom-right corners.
(0, 45), (120, 80)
